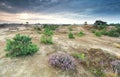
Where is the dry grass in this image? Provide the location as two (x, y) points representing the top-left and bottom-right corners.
(0, 26), (120, 77)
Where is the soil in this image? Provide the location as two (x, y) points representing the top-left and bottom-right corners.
(0, 26), (120, 77)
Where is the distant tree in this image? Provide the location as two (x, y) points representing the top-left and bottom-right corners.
(84, 21), (88, 25)
(94, 20), (107, 26)
(26, 22), (29, 25)
(94, 20), (108, 30)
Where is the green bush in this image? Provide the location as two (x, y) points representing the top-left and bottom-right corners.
(77, 31), (85, 37)
(94, 31), (102, 37)
(107, 29), (120, 37)
(68, 32), (75, 39)
(116, 26), (120, 33)
(93, 28), (120, 37)
(91, 29), (96, 33)
(44, 27), (53, 36)
(68, 26), (73, 31)
(43, 24), (58, 30)
(90, 68), (105, 77)
(100, 29), (108, 35)
(95, 25), (107, 30)
(5, 34), (39, 57)
(40, 27), (53, 44)
(72, 53), (85, 60)
(33, 26), (42, 34)
(103, 27), (120, 37)
(40, 35), (53, 44)
(34, 26), (41, 31)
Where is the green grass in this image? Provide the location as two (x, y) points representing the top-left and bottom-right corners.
(40, 35), (53, 44)
(43, 24), (59, 30)
(77, 31), (85, 37)
(40, 27), (53, 44)
(91, 29), (96, 33)
(94, 31), (102, 37)
(72, 53), (85, 60)
(92, 27), (120, 37)
(68, 26), (73, 31)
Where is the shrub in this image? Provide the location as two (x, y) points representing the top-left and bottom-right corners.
(68, 32), (75, 39)
(91, 29), (96, 33)
(43, 24), (58, 30)
(49, 53), (76, 71)
(44, 27), (53, 36)
(5, 34), (39, 57)
(72, 53), (85, 60)
(111, 60), (120, 75)
(40, 35), (53, 44)
(33, 26), (42, 34)
(115, 26), (120, 33)
(100, 29), (108, 35)
(68, 26), (73, 31)
(90, 68), (105, 77)
(94, 31), (102, 37)
(40, 27), (53, 44)
(107, 29), (120, 37)
(96, 25), (107, 30)
(72, 53), (88, 66)
(34, 26), (41, 31)
(77, 31), (85, 37)
(94, 28), (120, 37)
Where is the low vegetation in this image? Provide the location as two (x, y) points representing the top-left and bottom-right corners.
(87, 48), (117, 77)
(107, 29), (120, 37)
(49, 53), (76, 71)
(40, 27), (53, 44)
(34, 26), (42, 31)
(111, 60), (120, 75)
(43, 27), (53, 36)
(94, 31), (102, 37)
(92, 25), (120, 37)
(72, 53), (85, 60)
(77, 31), (85, 37)
(68, 32), (75, 39)
(41, 35), (53, 44)
(43, 24), (59, 30)
(33, 26), (42, 34)
(5, 34), (39, 57)
(92, 30), (102, 37)
(68, 26), (73, 31)
(109, 23), (120, 26)
(71, 48), (119, 77)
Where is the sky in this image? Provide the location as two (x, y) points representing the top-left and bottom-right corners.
(0, 0), (120, 24)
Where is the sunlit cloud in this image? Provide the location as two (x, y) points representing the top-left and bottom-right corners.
(0, 11), (119, 24)
(0, 0), (120, 24)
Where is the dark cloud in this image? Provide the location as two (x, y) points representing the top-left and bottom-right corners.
(0, 0), (70, 13)
(0, 0), (120, 15)
(0, 0), (120, 23)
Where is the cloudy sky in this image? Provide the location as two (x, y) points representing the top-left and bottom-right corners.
(0, 0), (120, 24)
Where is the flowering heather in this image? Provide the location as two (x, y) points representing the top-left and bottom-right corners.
(111, 60), (120, 74)
(49, 53), (76, 71)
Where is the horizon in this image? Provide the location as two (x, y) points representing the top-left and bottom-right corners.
(0, 0), (120, 24)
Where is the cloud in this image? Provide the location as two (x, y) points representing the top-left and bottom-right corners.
(0, 0), (120, 15)
(0, 0), (120, 23)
